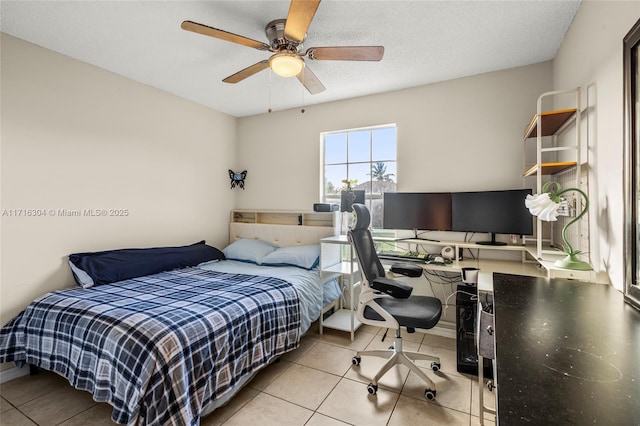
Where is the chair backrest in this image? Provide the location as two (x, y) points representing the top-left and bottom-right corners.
(348, 204), (386, 284)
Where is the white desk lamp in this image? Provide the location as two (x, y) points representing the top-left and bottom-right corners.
(525, 182), (592, 270)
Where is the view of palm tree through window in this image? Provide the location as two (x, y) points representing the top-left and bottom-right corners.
(322, 125), (397, 228)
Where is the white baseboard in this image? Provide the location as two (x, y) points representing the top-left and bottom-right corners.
(0, 365), (29, 383)
(426, 322), (456, 339)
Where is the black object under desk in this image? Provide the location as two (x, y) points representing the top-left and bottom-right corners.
(492, 273), (640, 425)
(455, 284), (493, 378)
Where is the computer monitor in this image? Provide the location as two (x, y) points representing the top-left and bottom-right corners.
(451, 188), (534, 245)
(383, 192), (453, 236)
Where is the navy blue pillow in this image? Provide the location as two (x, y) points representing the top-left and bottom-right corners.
(68, 241), (225, 288)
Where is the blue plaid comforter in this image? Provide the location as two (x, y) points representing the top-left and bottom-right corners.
(0, 268), (301, 425)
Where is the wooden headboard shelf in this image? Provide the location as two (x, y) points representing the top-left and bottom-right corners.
(229, 209), (340, 246)
(231, 209), (339, 228)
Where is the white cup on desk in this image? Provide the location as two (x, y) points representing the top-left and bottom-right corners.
(461, 267), (480, 285)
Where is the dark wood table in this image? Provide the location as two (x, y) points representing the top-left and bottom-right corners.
(492, 273), (640, 425)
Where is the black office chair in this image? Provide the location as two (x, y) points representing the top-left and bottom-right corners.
(349, 204), (443, 400)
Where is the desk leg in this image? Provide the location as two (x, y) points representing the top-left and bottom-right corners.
(477, 297), (497, 425)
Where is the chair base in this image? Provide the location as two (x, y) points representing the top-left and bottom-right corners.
(353, 330), (441, 395)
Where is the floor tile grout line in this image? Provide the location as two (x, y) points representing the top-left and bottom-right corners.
(382, 360), (414, 426)
(257, 348), (410, 426)
(259, 375), (405, 426)
(217, 389), (261, 426)
(0, 380), (68, 411)
(0, 395), (18, 412)
(15, 407), (39, 426)
(259, 369), (347, 425)
(51, 401), (101, 426)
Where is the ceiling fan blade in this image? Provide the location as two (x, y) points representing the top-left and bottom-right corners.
(181, 20), (270, 51)
(223, 60), (270, 84)
(307, 46), (384, 61)
(284, 0), (321, 43)
(296, 66), (326, 94)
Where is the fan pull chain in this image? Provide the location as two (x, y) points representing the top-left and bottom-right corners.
(268, 69), (273, 113)
(300, 70), (306, 114)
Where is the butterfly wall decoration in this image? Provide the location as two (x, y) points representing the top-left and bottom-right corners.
(229, 170), (247, 189)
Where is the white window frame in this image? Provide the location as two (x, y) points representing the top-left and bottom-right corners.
(320, 124), (397, 229)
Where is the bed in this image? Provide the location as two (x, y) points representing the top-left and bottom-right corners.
(0, 222), (340, 425)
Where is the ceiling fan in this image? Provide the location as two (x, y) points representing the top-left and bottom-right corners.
(181, 0), (384, 94)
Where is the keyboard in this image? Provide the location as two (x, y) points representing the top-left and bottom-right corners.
(377, 250), (431, 263)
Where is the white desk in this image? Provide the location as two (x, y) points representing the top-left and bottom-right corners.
(374, 236), (602, 282)
(418, 258), (544, 278)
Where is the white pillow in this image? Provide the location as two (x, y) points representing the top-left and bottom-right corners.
(260, 244), (321, 270)
(222, 239), (277, 264)
(68, 260), (95, 288)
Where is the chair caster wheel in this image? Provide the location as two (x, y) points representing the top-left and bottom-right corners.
(425, 388), (437, 400)
(352, 356), (361, 366)
(431, 362), (441, 372)
(367, 383), (378, 395)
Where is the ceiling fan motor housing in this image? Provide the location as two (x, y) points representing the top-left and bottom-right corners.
(265, 19), (303, 53)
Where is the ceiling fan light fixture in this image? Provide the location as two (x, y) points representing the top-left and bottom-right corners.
(269, 52), (304, 77)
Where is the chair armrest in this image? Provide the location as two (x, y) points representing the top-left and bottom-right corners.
(371, 277), (413, 299)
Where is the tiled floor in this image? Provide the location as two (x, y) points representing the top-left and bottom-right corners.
(0, 323), (496, 425)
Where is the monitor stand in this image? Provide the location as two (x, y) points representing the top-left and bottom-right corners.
(398, 229), (440, 242)
(476, 233), (507, 246)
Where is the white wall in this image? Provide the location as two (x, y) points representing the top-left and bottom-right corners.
(552, 0), (640, 290)
(236, 61), (552, 209)
(0, 34), (237, 326)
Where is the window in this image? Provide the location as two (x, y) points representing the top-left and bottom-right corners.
(321, 124), (397, 228)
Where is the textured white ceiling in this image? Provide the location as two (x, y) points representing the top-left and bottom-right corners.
(0, 0), (581, 117)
